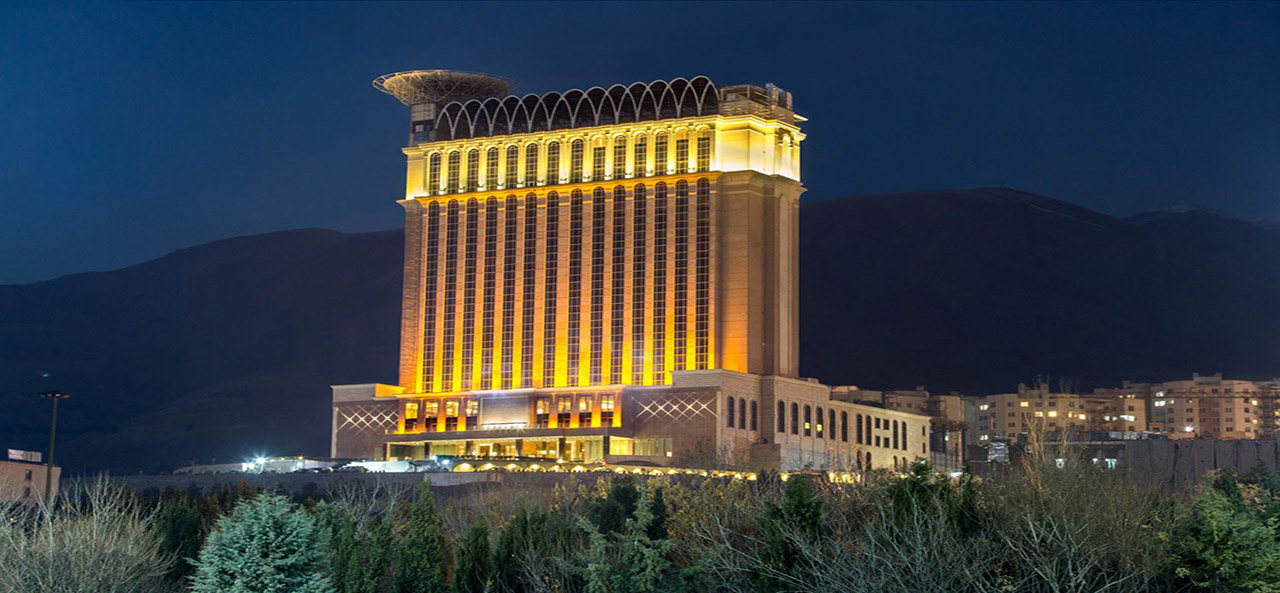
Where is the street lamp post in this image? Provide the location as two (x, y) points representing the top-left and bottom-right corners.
(39, 391), (70, 507)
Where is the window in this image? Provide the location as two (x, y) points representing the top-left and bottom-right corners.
(696, 131), (711, 172)
(505, 145), (519, 188)
(750, 401), (758, 431)
(694, 179), (711, 369)
(566, 190), (584, 385)
(652, 183), (668, 381)
(727, 396), (736, 428)
(778, 401), (786, 432)
(593, 145), (606, 181)
(588, 188), (606, 384)
(525, 144), (539, 185)
(466, 149), (480, 191)
(804, 405), (812, 436)
(630, 184), (647, 383)
(739, 398), (747, 429)
(791, 402), (799, 434)
(829, 409), (837, 441)
(440, 202), (461, 390)
(612, 135), (627, 178)
(675, 138), (689, 174)
(546, 141), (561, 184)
(446, 151), (461, 193)
(672, 181), (689, 369)
(654, 132), (668, 175)
(421, 203), (441, 391)
(427, 153), (441, 195)
(486, 147), (499, 190)
(542, 193), (560, 385)
(841, 412), (848, 442)
(856, 413), (863, 443)
(570, 139), (584, 183)
(610, 186), (626, 384)
(634, 134), (648, 176)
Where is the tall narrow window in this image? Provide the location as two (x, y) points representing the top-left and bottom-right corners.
(739, 399), (747, 430)
(592, 145), (606, 181)
(610, 186), (626, 384)
(541, 193), (560, 386)
(856, 414), (863, 444)
(651, 182), (668, 382)
(675, 137), (689, 174)
(480, 199), (499, 387)
(612, 135), (627, 179)
(654, 133), (668, 175)
(421, 203), (441, 391)
(750, 401), (758, 431)
(588, 188), (606, 384)
(500, 197), (518, 388)
(777, 401), (786, 432)
(727, 397), (736, 428)
(546, 141), (561, 185)
(427, 153), (441, 196)
(466, 149), (480, 192)
(569, 139), (584, 183)
(505, 145), (519, 188)
(630, 184), (647, 384)
(634, 135), (648, 177)
(461, 200), (480, 389)
(566, 190), (584, 386)
(521, 194), (537, 386)
(440, 202), (461, 390)
(816, 406), (823, 438)
(893, 421), (899, 449)
(791, 403), (799, 435)
(486, 147), (499, 190)
(446, 151), (461, 193)
(696, 131), (711, 172)
(841, 412), (848, 442)
(804, 405), (812, 437)
(525, 144), (539, 186)
(672, 181), (689, 369)
(694, 179), (711, 369)
(830, 409), (837, 440)
(902, 422), (908, 451)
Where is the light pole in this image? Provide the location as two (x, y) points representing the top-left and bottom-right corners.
(40, 391), (70, 507)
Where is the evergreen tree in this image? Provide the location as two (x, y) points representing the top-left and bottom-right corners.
(756, 475), (824, 593)
(355, 516), (396, 593)
(581, 489), (680, 593)
(1172, 473), (1280, 593)
(395, 482), (452, 593)
(455, 522), (493, 593)
(590, 476), (640, 535)
(645, 487), (668, 541)
(190, 493), (334, 593)
(492, 510), (527, 593)
(155, 495), (203, 581)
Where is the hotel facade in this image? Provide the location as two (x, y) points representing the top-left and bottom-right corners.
(332, 72), (930, 472)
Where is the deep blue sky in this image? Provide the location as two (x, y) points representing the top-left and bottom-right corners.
(2, 2), (1276, 284)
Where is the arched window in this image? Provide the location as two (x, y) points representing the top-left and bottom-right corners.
(777, 401), (786, 432)
(654, 132), (668, 175)
(696, 129), (711, 172)
(829, 409), (837, 440)
(750, 401), (758, 431)
(466, 149), (480, 192)
(446, 151), (461, 193)
(892, 421), (899, 450)
(674, 131), (689, 174)
(738, 398), (746, 430)
(427, 153), (442, 196)
(790, 403), (799, 435)
(545, 141), (561, 185)
(485, 147), (499, 190)
(504, 145), (519, 188)
(840, 412), (848, 442)
(816, 406), (823, 438)
(866, 415), (873, 445)
(856, 413), (863, 444)
(634, 134), (648, 177)
(803, 405), (812, 437)
(902, 422), (908, 451)
(570, 139), (584, 183)
(525, 143), (539, 186)
(727, 396), (735, 428)
(612, 135), (627, 179)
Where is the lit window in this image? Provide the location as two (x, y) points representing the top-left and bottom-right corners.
(579, 398), (592, 412)
(404, 402), (419, 420)
(466, 400), (479, 417)
(1048, 411), (1057, 418)
(601, 396), (615, 412)
(445, 400), (459, 417)
(1020, 401), (1029, 407)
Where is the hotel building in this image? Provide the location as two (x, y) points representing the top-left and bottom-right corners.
(331, 72), (930, 472)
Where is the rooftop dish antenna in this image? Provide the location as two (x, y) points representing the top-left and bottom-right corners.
(372, 70), (511, 106)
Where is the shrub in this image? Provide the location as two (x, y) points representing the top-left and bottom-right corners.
(190, 493), (333, 593)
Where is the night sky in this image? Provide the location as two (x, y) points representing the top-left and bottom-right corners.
(2, 2), (1276, 284)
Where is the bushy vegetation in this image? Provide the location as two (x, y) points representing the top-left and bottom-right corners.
(5, 456), (1279, 593)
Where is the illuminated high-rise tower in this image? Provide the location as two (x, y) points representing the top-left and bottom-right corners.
(332, 71), (931, 472)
